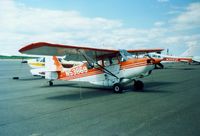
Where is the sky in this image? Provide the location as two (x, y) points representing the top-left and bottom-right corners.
(0, 0), (200, 56)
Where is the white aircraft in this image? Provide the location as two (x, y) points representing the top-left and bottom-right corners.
(19, 42), (164, 93)
(181, 46), (200, 64)
(191, 56), (200, 64)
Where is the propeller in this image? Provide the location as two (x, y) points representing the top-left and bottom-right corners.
(155, 61), (164, 69)
(146, 54), (164, 69)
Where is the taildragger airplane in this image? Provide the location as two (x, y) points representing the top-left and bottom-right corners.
(19, 42), (163, 93)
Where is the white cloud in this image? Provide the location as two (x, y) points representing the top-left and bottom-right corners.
(154, 21), (165, 27)
(170, 2), (200, 30)
(0, 0), (199, 57)
(0, 1), (122, 33)
(0, 0), (122, 55)
(157, 0), (169, 3)
(0, 0), (167, 55)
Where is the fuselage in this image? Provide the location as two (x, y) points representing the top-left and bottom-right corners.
(46, 57), (158, 87)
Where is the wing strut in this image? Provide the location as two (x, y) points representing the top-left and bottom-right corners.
(78, 50), (119, 79)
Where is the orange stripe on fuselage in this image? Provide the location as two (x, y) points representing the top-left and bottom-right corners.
(60, 68), (103, 80)
(120, 58), (149, 70)
(58, 58), (150, 81)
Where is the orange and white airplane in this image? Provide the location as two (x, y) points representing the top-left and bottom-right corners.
(148, 53), (193, 64)
(19, 42), (163, 93)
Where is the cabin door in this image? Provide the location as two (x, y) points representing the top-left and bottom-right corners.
(103, 57), (120, 86)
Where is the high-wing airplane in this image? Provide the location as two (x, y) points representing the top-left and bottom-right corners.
(19, 42), (163, 93)
(148, 53), (193, 64)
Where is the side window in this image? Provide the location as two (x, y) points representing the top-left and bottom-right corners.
(94, 60), (103, 68)
(104, 58), (110, 67)
(119, 55), (126, 62)
(86, 62), (94, 69)
(104, 57), (119, 66)
(111, 57), (119, 65)
(86, 60), (103, 69)
(39, 57), (45, 62)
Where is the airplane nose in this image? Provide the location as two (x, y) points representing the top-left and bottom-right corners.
(152, 58), (162, 64)
(151, 58), (164, 69)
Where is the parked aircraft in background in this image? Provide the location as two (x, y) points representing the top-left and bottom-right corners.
(19, 42), (164, 93)
(148, 52), (193, 65)
(191, 56), (200, 64)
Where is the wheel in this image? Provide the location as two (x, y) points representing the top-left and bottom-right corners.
(49, 81), (53, 86)
(113, 83), (123, 93)
(134, 80), (144, 91)
(13, 77), (19, 80)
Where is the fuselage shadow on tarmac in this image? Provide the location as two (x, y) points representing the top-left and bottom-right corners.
(46, 88), (113, 101)
(164, 64), (199, 70)
(165, 67), (197, 70)
(43, 82), (113, 101)
(45, 81), (173, 101)
(125, 81), (175, 93)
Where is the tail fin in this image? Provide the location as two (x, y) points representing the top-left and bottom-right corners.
(45, 56), (67, 79)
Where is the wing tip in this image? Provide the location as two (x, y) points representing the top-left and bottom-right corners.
(19, 42), (50, 53)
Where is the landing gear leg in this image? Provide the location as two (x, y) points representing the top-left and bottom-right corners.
(133, 80), (144, 91)
(49, 80), (53, 86)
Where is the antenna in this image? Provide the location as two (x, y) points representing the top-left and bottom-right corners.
(167, 49), (169, 55)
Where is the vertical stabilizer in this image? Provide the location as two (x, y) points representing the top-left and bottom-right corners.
(45, 56), (67, 79)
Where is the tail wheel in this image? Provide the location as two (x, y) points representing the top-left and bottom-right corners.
(49, 81), (53, 86)
(113, 83), (123, 93)
(134, 80), (144, 91)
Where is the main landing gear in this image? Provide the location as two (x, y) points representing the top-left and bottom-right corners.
(113, 83), (123, 93)
(113, 80), (144, 93)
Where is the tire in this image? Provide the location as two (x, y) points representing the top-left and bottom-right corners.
(13, 77), (19, 80)
(134, 80), (144, 91)
(49, 81), (53, 86)
(113, 83), (123, 93)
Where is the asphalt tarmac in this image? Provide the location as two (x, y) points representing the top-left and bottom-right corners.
(0, 61), (200, 136)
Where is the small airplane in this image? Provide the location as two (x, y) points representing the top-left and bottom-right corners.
(148, 52), (193, 65)
(19, 42), (163, 93)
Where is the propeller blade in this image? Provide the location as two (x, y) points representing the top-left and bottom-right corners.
(157, 63), (164, 69)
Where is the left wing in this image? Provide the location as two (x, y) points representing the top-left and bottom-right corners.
(19, 42), (118, 61)
(19, 42), (164, 61)
(127, 49), (163, 54)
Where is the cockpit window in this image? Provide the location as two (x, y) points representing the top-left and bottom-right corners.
(40, 57), (45, 62)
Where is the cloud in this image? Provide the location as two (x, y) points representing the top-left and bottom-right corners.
(0, 0), (123, 55)
(0, 0), (167, 55)
(157, 0), (169, 3)
(0, 1), (122, 33)
(0, 0), (199, 56)
(154, 21), (165, 27)
(170, 2), (200, 30)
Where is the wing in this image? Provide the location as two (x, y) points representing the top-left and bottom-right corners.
(127, 49), (163, 55)
(19, 42), (118, 61)
(19, 42), (164, 61)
